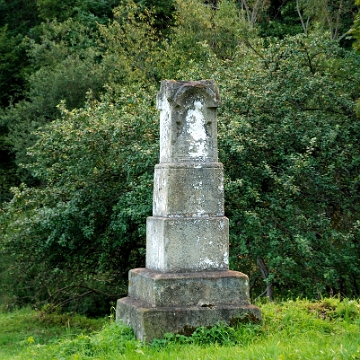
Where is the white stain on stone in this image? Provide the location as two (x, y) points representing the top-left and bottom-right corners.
(218, 220), (225, 231)
(194, 208), (206, 217)
(193, 180), (203, 190)
(223, 251), (229, 265)
(153, 169), (168, 216)
(157, 246), (163, 270)
(146, 220), (165, 271)
(200, 258), (217, 267)
(159, 97), (171, 162)
(186, 100), (208, 159)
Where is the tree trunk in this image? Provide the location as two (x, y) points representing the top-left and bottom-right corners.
(257, 257), (274, 301)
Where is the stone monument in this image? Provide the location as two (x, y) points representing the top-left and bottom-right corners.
(116, 80), (261, 341)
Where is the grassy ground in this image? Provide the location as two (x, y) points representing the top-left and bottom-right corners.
(1, 298), (360, 359)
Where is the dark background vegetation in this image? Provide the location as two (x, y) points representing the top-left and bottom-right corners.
(1, 0), (360, 316)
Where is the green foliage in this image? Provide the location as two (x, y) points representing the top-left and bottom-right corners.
(0, 123), (18, 203)
(351, 1), (360, 121)
(259, 0), (357, 43)
(0, 0), (39, 36)
(0, 26), (32, 106)
(1, 19), (114, 184)
(0, 0), (254, 309)
(217, 33), (360, 297)
(37, 0), (119, 25)
(351, 0), (360, 52)
(1, 85), (158, 311)
(258, 0), (304, 38)
(36, 0), (74, 21)
(0, 1), (162, 308)
(298, 0), (355, 40)
(1, 0), (360, 311)
(169, 0), (250, 61)
(135, 0), (176, 32)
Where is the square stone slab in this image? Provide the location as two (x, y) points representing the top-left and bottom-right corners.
(128, 268), (250, 307)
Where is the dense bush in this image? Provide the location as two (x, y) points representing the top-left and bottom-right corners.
(216, 33), (360, 298)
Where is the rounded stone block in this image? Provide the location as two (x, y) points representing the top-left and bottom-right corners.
(146, 216), (229, 272)
(153, 163), (224, 217)
(156, 80), (220, 164)
(128, 268), (250, 307)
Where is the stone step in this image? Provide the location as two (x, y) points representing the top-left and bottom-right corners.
(117, 296), (261, 342)
(128, 268), (250, 308)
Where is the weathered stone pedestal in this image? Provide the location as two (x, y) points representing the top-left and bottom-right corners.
(116, 80), (261, 341)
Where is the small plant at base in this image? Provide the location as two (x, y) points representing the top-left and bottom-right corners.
(150, 322), (241, 348)
(108, 306), (116, 323)
(53, 321), (137, 358)
(66, 320), (72, 337)
(191, 323), (236, 345)
(336, 299), (360, 322)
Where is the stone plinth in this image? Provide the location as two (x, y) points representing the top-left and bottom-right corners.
(146, 216), (229, 272)
(116, 80), (261, 341)
(127, 269), (250, 307)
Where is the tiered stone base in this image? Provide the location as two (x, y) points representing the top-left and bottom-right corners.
(116, 269), (261, 341)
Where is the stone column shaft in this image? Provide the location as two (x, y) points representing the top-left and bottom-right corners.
(146, 80), (229, 273)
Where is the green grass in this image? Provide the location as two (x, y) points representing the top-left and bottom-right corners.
(1, 298), (360, 359)
(0, 306), (106, 359)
